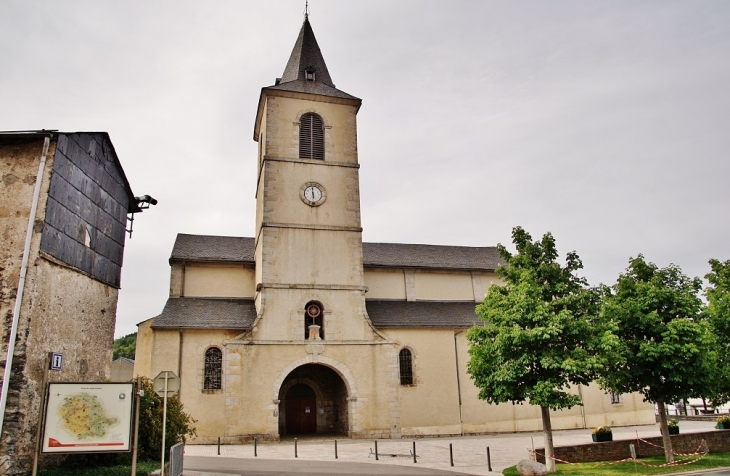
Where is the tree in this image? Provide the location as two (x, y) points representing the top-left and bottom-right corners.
(467, 227), (603, 473)
(705, 258), (730, 405)
(113, 332), (137, 360)
(598, 255), (715, 464)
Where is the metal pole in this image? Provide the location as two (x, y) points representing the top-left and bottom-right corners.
(334, 439), (338, 459)
(31, 354), (51, 476)
(131, 377), (142, 476)
(254, 437), (257, 457)
(449, 443), (454, 466)
(161, 373), (169, 476)
(375, 440), (378, 460)
(413, 441), (417, 463)
(217, 437), (220, 456)
(487, 446), (492, 472)
(294, 438), (298, 458)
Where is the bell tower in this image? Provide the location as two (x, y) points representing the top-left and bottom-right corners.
(252, 16), (376, 342)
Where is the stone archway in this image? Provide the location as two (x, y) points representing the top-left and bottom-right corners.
(277, 363), (350, 436)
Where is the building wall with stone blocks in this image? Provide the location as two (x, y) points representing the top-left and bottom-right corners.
(133, 16), (656, 447)
(0, 133), (139, 475)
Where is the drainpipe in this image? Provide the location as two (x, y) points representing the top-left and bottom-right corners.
(0, 136), (52, 435)
(177, 329), (184, 400)
(454, 330), (464, 435)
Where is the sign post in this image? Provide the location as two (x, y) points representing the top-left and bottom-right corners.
(154, 371), (179, 476)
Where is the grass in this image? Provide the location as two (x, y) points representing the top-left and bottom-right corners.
(38, 460), (159, 476)
(502, 451), (730, 475)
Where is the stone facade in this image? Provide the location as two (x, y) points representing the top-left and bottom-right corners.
(0, 132), (142, 475)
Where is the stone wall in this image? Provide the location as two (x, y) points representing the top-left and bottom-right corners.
(536, 430), (730, 464)
(0, 134), (129, 475)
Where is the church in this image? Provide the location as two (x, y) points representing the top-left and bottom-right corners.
(134, 16), (654, 443)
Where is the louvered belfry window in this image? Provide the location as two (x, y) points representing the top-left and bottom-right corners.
(204, 347), (222, 390)
(399, 348), (413, 385)
(299, 113), (324, 160)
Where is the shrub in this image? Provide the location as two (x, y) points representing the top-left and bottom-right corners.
(717, 415), (730, 424)
(136, 377), (196, 460)
(592, 426), (612, 435)
(667, 418), (679, 428)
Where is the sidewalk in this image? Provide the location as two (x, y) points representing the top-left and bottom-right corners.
(183, 420), (720, 475)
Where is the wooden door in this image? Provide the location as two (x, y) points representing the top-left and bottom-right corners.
(285, 384), (317, 434)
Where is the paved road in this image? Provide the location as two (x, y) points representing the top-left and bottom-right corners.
(184, 455), (477, 475)
(183, 420), (725, 475)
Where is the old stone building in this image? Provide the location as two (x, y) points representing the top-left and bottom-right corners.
(134, 17), (655, 443)
(0, 131), (148, 474)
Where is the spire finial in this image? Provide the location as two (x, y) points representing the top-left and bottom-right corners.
(304, 0), (309, 19)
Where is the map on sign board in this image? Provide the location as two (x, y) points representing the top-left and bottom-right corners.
(42, 382), (134, 453)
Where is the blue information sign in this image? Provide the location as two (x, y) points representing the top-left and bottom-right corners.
(50, 353), (63, 371)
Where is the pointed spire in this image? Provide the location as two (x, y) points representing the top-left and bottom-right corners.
(279, 16), (335, 87)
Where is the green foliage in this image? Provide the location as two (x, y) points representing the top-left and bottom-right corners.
(717, 415), (730, 424)
(705, 259), (730, 404)
(113, 333), (137, 360)
(597, 255), (716, 406)
(667, 419), (679, 429)
(466, 227), (604, 411)
(39, 459), (158, 476)
(502, 450), (730, 475)
(137, 377), (197, 460)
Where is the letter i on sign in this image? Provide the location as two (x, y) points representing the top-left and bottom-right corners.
(50, 353), (63, 371)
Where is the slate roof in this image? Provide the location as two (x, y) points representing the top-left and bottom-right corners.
(280, 16), (334, 87)
(151, 298), (257, 329)
(170, 234), (501, 271)
(170, 234), (255, 263)
(265, 16), (359, 102)
(363, 242), (502, 271)
(366, 300), (481, 328)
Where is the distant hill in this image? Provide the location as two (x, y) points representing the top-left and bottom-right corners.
(113, 333), (136, 360)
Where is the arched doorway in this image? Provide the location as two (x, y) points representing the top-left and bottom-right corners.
(278, 364), (349, 436)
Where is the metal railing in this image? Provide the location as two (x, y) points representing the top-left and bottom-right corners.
(169, 442), (184, 476)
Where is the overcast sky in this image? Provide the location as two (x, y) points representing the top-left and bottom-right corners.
(2, 1), (729, 338)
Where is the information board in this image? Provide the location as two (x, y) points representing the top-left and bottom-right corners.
(41, 382), (134, 453)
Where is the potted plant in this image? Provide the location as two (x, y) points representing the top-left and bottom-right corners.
(663, 419), (679, 435)
(717, 415), (730, 430)
(592, 426), (613, 442)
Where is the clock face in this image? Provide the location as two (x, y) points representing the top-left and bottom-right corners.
(304, 185), (323, 202)
(300, 182), (326, 206)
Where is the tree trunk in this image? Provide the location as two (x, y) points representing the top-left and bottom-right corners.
(540, 405), (556, 472)
(656, 398), (674, 463)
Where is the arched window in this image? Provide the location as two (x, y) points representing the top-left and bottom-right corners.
(299, 113), (324, 160)
(204, 347), (222, 390)
(304, 301), (324, 340)
(399, 348), (413, 385)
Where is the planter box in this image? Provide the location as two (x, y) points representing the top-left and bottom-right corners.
(592, 433), (613, 442)
(662, 427), (680, 435)
(717, 422), (730, 430)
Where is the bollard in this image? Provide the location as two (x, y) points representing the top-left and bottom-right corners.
(487, 446), (492, 472)
(335, 439), (338, 459)
(254, 437), (257, 457)
(375, 440), (379, 460)
(217, 436), (220, 456)
(295, 438), (298, 458)
(413, 441), (417, 464)
(450, 443), (454, 467)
